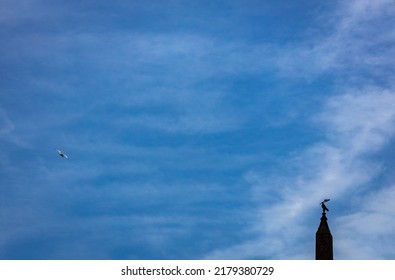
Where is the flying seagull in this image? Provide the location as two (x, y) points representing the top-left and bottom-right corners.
(56, 149), (69, 160)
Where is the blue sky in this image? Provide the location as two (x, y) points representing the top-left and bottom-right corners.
(1, 0), (395, 260)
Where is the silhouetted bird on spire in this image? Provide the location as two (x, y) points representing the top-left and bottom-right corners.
(316, 198), (333, 260)
(320, 199), (330, 213)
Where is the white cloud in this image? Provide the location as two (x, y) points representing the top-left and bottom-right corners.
(274, 0), (395, 80)
(334, 184), (395, 259)
(205, 84), (395, 259)
(318, 89), (395, 154)
(0, 108), (29, 148)
(2, 0), (395, 260)
(0, 108), (14, 136)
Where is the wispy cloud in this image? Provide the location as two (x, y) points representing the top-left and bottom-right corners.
(0, 109), (14, 138)
(0, 108), (30, 148)
(2, 0), (395, 260)
(205, 0), (395, 259)
(274, 0), (395, 80)
(205, 86), (395, 260)
(335, 184), (395, 259)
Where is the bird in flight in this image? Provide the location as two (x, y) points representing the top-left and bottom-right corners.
(56, 149), (69, 160)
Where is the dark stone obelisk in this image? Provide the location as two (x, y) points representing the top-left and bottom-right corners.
(315, 200), (333, 260)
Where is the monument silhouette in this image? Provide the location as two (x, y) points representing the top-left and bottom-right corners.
(315, 199), (333, 260)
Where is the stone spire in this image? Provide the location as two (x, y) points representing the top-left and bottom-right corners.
(315, 200), (333, 260)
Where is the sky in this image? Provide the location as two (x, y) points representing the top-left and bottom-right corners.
(1, 0), (395, 260)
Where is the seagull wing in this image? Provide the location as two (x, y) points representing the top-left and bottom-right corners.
(55, 149), (68, 159)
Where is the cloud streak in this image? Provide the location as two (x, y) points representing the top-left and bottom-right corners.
(205, 87), (395, 260)
(1, 0), (395, 260)
(205, 0), (395, 259)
